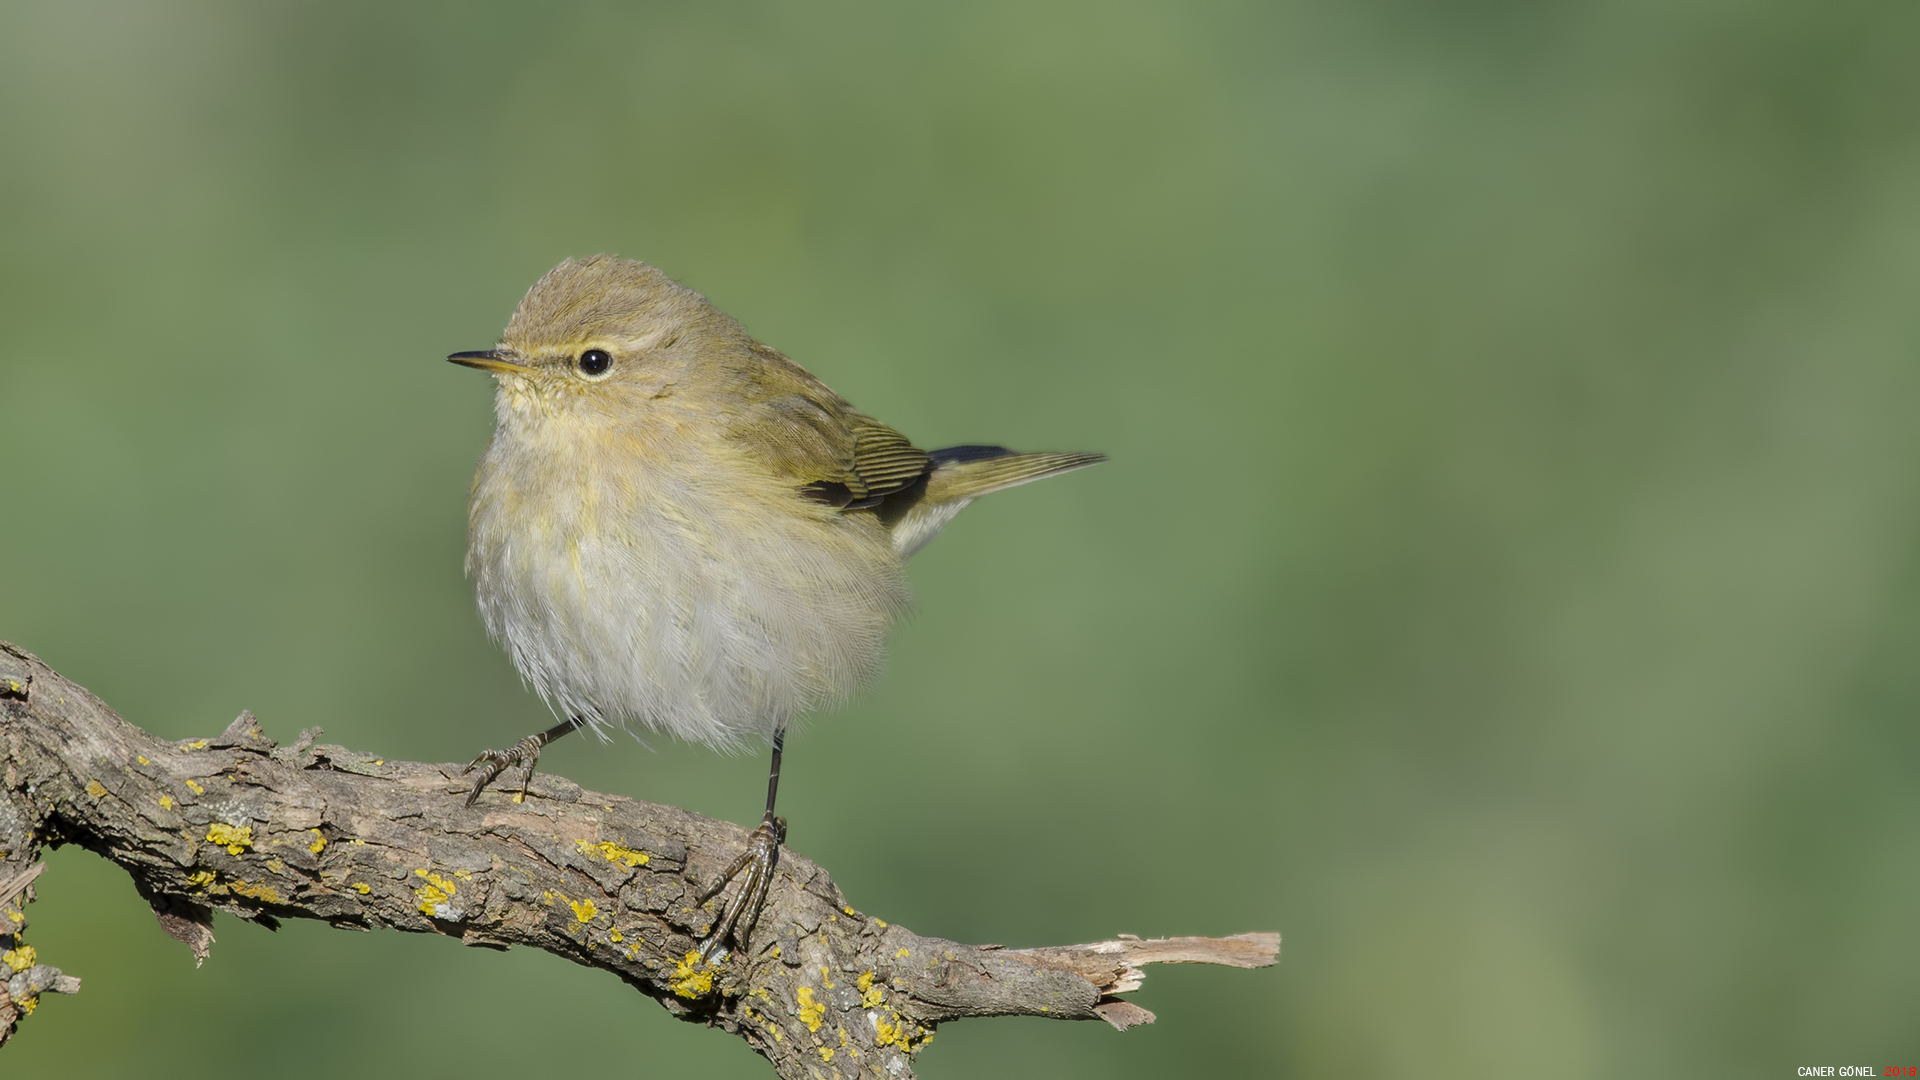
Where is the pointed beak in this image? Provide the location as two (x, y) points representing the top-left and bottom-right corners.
(447, 349), (533, 375)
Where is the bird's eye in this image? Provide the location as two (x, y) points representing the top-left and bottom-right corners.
(578, 349), (612, 376)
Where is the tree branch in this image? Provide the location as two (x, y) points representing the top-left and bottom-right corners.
(0, 641), (1276, 1077)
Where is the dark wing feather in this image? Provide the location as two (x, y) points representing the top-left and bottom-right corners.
(848, 420), (931, 495)
(726, 343), (931, 508)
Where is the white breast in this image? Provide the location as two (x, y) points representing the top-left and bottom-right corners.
(466, 415), (909, 751)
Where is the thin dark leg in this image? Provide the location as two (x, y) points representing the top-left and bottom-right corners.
(698, 728), (788, 959)
(461, 717), (581, 807)
(763, 727), (784, 820)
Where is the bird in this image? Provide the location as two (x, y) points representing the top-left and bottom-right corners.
(448, 255), (1104, 956)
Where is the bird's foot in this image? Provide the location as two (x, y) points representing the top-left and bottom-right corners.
(460, 718), (580, 807)
(461, 734), (547, 807)
(697, 814), (787, 960)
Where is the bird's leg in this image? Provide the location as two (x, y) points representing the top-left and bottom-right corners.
(697, 729), (788, 960)
(462, 717), (581, 807)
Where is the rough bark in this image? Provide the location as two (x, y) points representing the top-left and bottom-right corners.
(0, 642), (1277, 1077)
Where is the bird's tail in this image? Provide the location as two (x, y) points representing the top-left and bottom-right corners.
(924, 445), (1108, 503)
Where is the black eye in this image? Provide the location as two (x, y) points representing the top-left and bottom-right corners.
(578, 349), (611, 375)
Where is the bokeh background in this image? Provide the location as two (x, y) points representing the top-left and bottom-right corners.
(4, 1), (1918, 1076)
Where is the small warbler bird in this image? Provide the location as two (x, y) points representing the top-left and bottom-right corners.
(450, 255), (1103, 954)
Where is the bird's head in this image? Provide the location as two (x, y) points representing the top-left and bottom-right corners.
(449, 255), (742, 413)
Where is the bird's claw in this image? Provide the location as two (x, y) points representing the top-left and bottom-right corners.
(697, 814), (787, 960)
(460, 733), (546, 807)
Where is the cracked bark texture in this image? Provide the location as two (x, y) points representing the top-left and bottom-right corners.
(0, 642), (1277, 1078)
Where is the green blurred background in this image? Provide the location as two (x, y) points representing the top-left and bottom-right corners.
(3, 1), (1918, 1076)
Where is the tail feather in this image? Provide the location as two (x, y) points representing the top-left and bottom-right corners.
(924, 446), (1108, 503)
(886, 445), (1105, 556)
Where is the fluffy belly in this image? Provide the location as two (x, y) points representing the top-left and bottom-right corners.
(467, 438), (909, 750)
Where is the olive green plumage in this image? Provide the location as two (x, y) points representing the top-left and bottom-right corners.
(455, 254), (1105, 749)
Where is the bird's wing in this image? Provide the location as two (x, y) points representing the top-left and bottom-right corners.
(726, 344), (931, 509)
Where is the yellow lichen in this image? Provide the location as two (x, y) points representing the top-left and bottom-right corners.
(819, 967), (835, 989)
(894, 1020), (927, 1050)
(608, 929), (622, 944)
(17, 995), (36, 1015)
(307, 830), (326, 854)
(3, 945), (36, 972)
(894, 948), (910, 959)
(414, 870), (457, 916)
(158, 794), (175, 810)
(227, 880), (281, 903)
(184, 779), (205, 796)
(669, 951), (714, 999)
(570, 897), (599, 923)
(264, 858), (285, 875)
(575, 838), (650, 869)
(872, 1006), (931, 1052)
(352, 882), (371, 894)
(818, 1047), (835, 1063)
(183, 739), (209, 750)
(137, 755), (150, 765)
(187, 870), (249, 897)
(6, 910), (22, 925)
(452, 869), (473, 881)
(85, 781), (107, 799)
(795, 985), (826, 1032)
(874, 918), (887, 928)
(858, 970), (884, 1009)
(842, 905), (855, 916)
(206, 823), (253, 855)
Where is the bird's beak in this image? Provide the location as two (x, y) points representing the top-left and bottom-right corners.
(447, 349), (533, 375)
